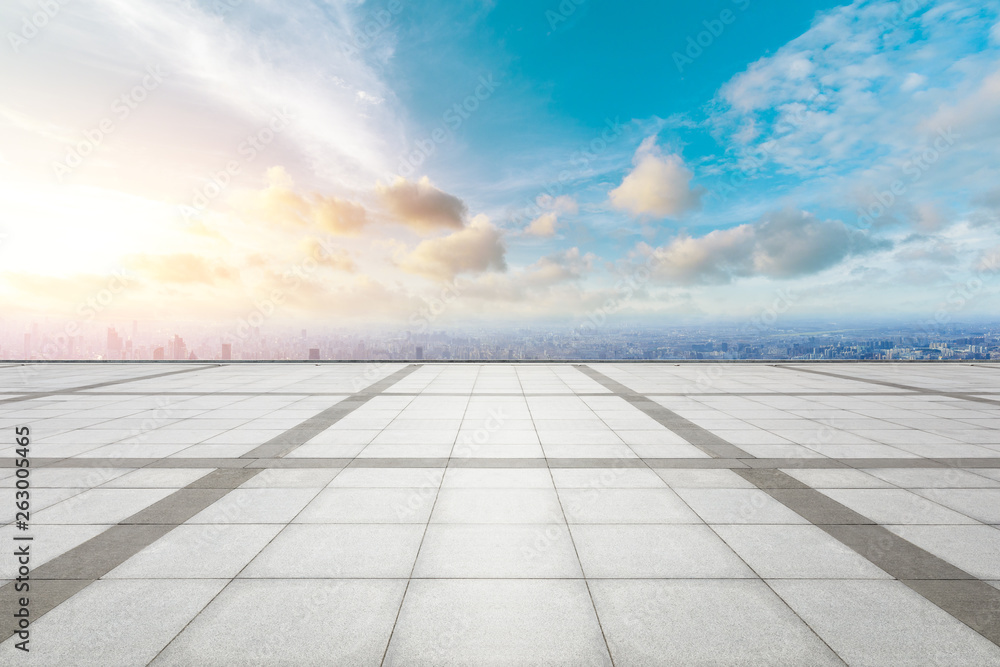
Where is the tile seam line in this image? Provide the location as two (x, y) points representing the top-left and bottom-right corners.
(0, 364), (223, 405)
(149, 409), (381, 664)
(1, 366), (421, 642)
(238, 364), (421, 459)
(752, 474), (1000, 648)
(10, 456), (1000, 470)
(575, 364), (849, 664)
(0, 467), (263, 643)
(772, 364), (1000, 407)
(536, 365), (618, 667)
(573, 364), (757, 460)
(575, 364), (1000, 650)
(378, 363), (472, 667)
(157, 363), (429, 664)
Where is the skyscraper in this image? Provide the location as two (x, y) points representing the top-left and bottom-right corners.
(170, 335), (187, 361)
(107, 327), (123, 359)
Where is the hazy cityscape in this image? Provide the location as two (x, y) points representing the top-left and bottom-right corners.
(4, 320), (999, 362)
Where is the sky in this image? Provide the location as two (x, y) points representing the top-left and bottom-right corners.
(2, 0), (1000, 332)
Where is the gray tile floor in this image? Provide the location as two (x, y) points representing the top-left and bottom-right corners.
(2, 362), (1000, 665)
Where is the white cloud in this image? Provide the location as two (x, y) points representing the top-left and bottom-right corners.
(609, 137), (703, 218)
(399, 215), (506, 279)
(709, 0), (1000, 180)
(525, 212), (559, 238)
(523, 194), (578, 237)
(240, 166), (367, 236)
(377, 176), (468, 233)
(901, 72), (927, 92)
(639, 209), (889, 284)
(923, 69), (1000, 142)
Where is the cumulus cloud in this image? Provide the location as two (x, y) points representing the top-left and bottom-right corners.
(639, 209), (889, 284)
(609, 137), (703, 218)
(525, 212), (559, 238)
(247, 167), (367, 236)
(524, 195), (577, 238)
(399, 215), (506, 280)
(377, 176), (468, 233)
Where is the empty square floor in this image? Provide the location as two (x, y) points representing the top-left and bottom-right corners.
(2, 361), (1000, 665)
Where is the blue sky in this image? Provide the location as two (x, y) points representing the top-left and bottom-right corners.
(2, 0), (1000, 328)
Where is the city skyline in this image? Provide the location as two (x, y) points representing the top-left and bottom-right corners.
(6, 318), (1000, 362)
(2, 0), (1000, 330)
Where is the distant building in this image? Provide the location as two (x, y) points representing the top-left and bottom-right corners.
(23, 333), (30, 359)
(170, 335), (187, 361)
(221, 343), (232, 360)
(309, 348), (320, 360)
(415, 346), (423, 360)
(153, 347), (164, 360)
(107, 327), (123, 359)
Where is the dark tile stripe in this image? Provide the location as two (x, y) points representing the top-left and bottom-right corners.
(575, 365), (755, 459)
(749, 469), (1000, 647)
(0, 368), (423, 639)
(774, 364), (1000, 407)
(0, 364), (221, 405)
(239, 365), (421, 459)
(579, 363), (1000, 649)
(0, 468), (260, 641)
(902, 580), (1000, 645)
(8, 456), (1000, 470)
(819, 524), (972, 580)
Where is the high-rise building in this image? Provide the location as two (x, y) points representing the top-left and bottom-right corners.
(107, 327), (123, 359)
(170, 335), (187, 361)
(23, 333), (30, 359)
(221, 343), (232, 360)
(153, 347), (164, 360)
(415, 346), (424, 360)
(308, 348), (320, 360)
